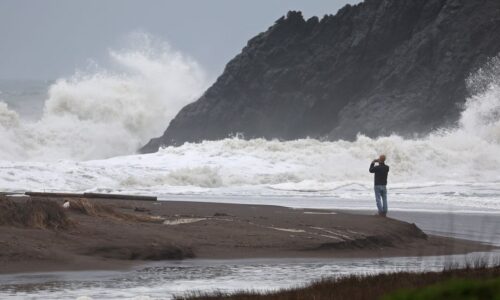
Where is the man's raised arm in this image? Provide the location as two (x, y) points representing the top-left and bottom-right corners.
(369, 160), (378, 173)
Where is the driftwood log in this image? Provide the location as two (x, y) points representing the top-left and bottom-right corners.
(24, 192), (157, 202)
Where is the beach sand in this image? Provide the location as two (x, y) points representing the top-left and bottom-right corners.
(0, 195), (494, 274)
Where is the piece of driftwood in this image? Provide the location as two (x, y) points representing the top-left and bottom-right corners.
(25, 192), (85, 198)
(83, 193), (157, 201)
(24, 192), (157, 201)
(0, 192), (24, 196)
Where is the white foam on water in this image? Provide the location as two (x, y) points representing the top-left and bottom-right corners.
(0, 44), (500, 213)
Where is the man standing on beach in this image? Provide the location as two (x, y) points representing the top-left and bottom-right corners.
(369, 155), (389, 217)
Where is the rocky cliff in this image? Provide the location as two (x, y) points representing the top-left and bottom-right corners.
(141, 0), (500, 153)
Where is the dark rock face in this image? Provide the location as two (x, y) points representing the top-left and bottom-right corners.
(141, 0), (500, 153)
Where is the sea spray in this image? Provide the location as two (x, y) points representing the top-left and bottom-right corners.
(0, 51), (500, 212)
(0, 33), (208, 161)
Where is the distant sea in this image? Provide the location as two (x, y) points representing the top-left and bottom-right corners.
(0, 79), (49, 120)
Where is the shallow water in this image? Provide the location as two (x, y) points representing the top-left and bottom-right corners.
(0, 208), (498, 300)
(1, 253), (500, 300)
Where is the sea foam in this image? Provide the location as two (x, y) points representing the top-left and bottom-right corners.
(0, 44), (499, 213)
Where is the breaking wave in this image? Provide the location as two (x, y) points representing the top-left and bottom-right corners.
(0, 47), (500, 211)
(0, 33), (208, 161)
(136, 54), (500, 190)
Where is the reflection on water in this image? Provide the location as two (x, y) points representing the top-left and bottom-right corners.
(389, 211), (500, 248)
(1, 252), (499, 300)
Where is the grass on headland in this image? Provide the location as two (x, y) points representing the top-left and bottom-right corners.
(177, 261), (500, 300)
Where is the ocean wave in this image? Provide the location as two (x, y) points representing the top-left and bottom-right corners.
(0, 48), (500, 212)
(0, 33), (208, 161)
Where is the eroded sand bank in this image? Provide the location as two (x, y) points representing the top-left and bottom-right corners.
(0, 195), (494, 274)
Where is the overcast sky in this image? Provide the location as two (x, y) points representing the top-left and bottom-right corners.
(0, 0), (360, 80)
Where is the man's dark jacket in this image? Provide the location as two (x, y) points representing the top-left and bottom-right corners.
(369, 162), (389, 186)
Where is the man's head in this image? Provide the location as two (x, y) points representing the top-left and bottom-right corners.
(379, 154), (386, 163)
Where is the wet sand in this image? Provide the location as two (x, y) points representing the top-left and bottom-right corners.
(0, 195), (494, 274)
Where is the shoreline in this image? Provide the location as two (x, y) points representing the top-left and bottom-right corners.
(0, 195), (495, 275)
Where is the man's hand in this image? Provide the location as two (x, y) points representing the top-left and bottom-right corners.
(373, 159), (379, 163)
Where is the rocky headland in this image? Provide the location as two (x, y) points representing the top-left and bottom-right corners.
(142, 0), (500, 153)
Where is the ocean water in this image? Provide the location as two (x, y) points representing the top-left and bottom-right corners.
(0, 37), (500, 299)
(1, 49), (500, 214)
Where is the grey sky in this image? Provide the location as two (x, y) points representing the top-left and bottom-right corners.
(0, 0), (360, 80)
